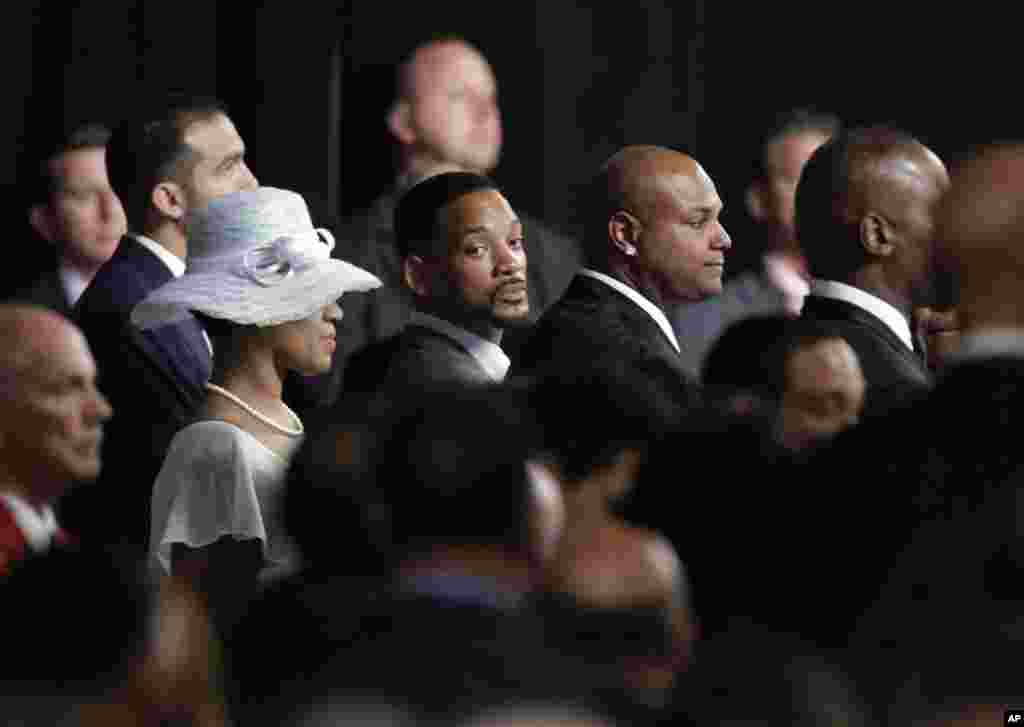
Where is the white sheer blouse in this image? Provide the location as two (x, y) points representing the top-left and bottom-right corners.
(149, 420), (300, 581)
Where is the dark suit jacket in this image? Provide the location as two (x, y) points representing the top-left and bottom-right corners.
(285, 191), (583, 413)
(511, 274), (698, 410)
(377, 323), (496, 395)
(63, 236), (212, 552)
(800, 294), (930, 416)
(5, 267), (73, 317)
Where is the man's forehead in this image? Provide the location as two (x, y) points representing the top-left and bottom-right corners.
(411, 41), (495, 91)
(766, 131), (829, 177)
(659, 167), (721, 209)
(183, 113), (243, 157)
(49, 146), (108, 188)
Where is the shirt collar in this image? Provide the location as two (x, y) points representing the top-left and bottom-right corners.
(408, 312), (510, 382)
(0, 493), (59, 553)
(133, 234), (186, 278)
(953, 328), (1024, 362)
(58, 264), (90, 306)
(811, 279), (913, 350)
(578, 269), (681, 352)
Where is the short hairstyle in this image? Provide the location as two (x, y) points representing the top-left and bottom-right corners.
(107, 95), (228, 232)
(22, 121), (112, 210)
(369, 383), (542, 558)
(755, 108), (841, 179)
(702, 315), (842, 401)
(393, 172), (499, 259)
(795, 126), (920, 280)
(528, 356), (682, 486)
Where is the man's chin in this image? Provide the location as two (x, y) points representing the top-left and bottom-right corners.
(493, 305), (531, 329)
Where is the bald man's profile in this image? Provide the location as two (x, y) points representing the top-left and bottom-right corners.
(797, 126), (949, 416)
(512, 145), (727, 406)
(0, 305), (111, 574)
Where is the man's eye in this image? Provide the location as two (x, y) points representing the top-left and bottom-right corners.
(690, 219), (707, 229)
(509, 238), (524, 249)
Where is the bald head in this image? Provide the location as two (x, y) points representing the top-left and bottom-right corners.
(391, 38), (502, 176)
(0, 305), (111, 502)
(0, 305), (83, 382)
(796, 127), (948, 307)
(590, 145), (731, 306)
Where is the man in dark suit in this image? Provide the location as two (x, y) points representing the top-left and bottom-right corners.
(9, 122), (127, 315)
(297, 36), (581, 409)
(369, 172), (528, 393)
(795, 127), (949, 416)
(67, 97), (258, 553)
(513, 145), (726, 409)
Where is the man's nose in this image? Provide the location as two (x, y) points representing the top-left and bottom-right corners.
(712, 223), (732, 250)
(494, 240), (525, 274)
(241, 162), (259, 190)
(88, 389), (113, 423)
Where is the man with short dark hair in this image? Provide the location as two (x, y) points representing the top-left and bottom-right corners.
(514, 145), (721, 409)
(796, 126), (948, 416)
(12, 122), (126, 314)
(69, 96), (258, 552)
(307, 36), (581, 407)
(374, 172), (527, 391)
(0, 305), (112, 576)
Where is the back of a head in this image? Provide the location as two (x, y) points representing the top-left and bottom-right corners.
(393, 171), (499, 259)
(372, 383), (541, 559)
(107, 94), (227, 233)
(528, 357), (682, 486)
(795, 126), (921, 281)
(0, 547), (150, 720)
(702, 315), (838, 401)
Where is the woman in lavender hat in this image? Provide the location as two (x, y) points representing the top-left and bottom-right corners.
(133, 186), (380, 623)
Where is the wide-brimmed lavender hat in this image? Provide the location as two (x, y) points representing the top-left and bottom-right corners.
(131, 187), (381, 329)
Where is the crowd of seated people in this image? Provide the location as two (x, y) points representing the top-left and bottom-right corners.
(3, 30), (1022, 727)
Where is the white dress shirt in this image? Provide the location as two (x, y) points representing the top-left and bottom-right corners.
(578, 268), (681, 353)
(58, 265), (90, 306)
(0, 493), (60, 553)
(954, 328), (1024, 362)
(409, 312), (511, 382)
(811, 279), (913, 351)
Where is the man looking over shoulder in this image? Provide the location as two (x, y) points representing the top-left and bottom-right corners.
(377, 172), (528, 391)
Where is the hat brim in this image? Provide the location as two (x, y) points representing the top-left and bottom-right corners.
(131, 258), (382, 329)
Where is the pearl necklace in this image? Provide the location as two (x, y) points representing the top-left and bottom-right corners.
(205, 383), (304, 437)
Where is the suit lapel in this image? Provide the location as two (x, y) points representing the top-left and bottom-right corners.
(803, 295), (928, 379)
(122, 242), (212, 405)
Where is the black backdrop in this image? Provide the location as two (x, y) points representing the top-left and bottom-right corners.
(7, 1), (1020, 278)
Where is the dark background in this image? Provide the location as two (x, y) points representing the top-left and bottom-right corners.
(5, 1), (1014, 278)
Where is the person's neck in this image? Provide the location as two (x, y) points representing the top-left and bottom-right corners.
(210, 346), (286, 407)
(399, 545), (536, 596)
(845, 268), (912, 317)
(601, 259), (668, 311)
(59, 252), (103, 283)
(0, 473), (52, 511)
(143, 221), (187, 262)
(417, 302), (504, 344)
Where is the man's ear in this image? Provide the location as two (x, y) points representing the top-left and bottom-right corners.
(29, 204), (58, 244)
(152, 181), (188, 223)
(402, 255), (432, 296)
(609, 210), (641, 257)
(387, 101), (416, 146)
(745, 182), (766, 221)
(860, 212), (895, 258)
